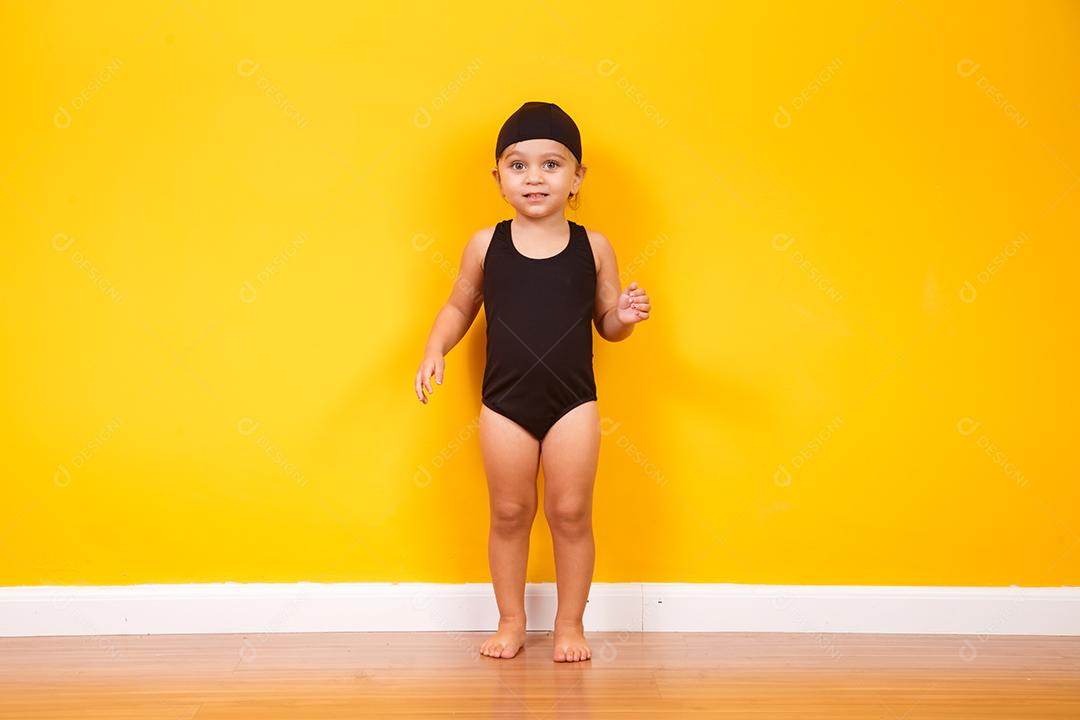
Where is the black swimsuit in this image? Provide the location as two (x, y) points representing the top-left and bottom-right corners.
(481, 218), (597, 441)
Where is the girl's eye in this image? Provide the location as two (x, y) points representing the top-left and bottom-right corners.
(510, 160), (560, 170)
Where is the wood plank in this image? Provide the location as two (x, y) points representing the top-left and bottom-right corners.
(0, 631), (1075, 718)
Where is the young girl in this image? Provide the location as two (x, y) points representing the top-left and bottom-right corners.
(414, 101), (651, 662)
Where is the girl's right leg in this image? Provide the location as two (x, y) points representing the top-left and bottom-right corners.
(477, 403), (541, 659)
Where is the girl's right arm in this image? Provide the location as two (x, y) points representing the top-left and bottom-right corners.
(415, 228), (490, 404)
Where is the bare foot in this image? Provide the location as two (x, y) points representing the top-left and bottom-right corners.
(479, 617), (527, 659)
(552, 619), (591, 662)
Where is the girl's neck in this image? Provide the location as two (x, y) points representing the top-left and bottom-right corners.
(511, 212), (568, 236)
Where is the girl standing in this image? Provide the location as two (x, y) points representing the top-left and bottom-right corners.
(415, 101), (651, 662)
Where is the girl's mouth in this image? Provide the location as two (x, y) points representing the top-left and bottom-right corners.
(524, 193), (548, 201)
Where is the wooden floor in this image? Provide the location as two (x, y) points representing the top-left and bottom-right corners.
(0, 631), (1078, 718)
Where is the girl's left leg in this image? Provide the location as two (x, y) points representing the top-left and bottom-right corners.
(540, 399), (601, 662)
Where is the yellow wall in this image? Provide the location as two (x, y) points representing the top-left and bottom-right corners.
(2, 1), (1077, 586)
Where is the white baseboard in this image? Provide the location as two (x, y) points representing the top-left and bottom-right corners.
(0, 582), (1077, 638)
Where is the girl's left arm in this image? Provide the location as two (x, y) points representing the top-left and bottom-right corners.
(588, 228), (651, 342)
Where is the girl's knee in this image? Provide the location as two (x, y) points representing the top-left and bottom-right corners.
(490, 499), (537, 530)
(544, 501), (591, 531)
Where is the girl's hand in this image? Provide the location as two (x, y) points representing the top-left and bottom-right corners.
(415, 352), (445, 404)
(616, 281), (650, 325)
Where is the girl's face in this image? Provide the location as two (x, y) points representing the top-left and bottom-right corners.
(492, 138), (586, 217)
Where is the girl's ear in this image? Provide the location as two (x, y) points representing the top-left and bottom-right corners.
(573, 164), (586, 191)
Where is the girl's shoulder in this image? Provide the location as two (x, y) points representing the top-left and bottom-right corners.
(473, 223), (499, 242)
(581, 224), (608, 243)
(472, 224), (499, 272)
(582, 225), (613, 274)
(582, 224), (611, 247)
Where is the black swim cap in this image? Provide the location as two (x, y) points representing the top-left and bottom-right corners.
(495, 101), (582, 164)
